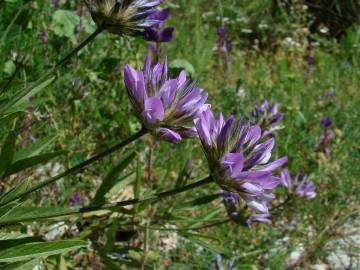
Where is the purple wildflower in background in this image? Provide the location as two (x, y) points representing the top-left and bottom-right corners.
(39, 31), (47, 43)
(124, 55), (209, 143)
(84, 0), (166, 37)
(214, 26), (233, 80)
(319, 116), (334, 157)
(144, 8), (174, 43)
(253, 100), (284, 137)
(281, 168), (316, 199)
(209, 254), (237, 270)
(196, 108), (287, 218)
(144, 8), (174, 60)
(306, 56), (315, 66)
(69, 192), (81, 206)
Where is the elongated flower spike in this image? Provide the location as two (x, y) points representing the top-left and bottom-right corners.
(196, 108), (287, 219)
(124, 55), (209, 143)
(84, 0), (165, 37)
(253, 100), (284, 137)
(281, 168), (317, 199)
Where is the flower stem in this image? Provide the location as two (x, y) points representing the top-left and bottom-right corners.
(55, 26), (105, 69)
(0, 176), (213, 225)
(0, 128), (147, 207)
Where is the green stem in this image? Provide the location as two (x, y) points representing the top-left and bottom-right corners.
(1, 176), (213, 225)
(82, 175), (213, 213)
(0, 128), (147, 207)
(54, 26), (105, 69)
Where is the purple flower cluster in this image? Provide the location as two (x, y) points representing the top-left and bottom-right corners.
(196, 109), (287, 218)
(319, 117), (334, 157)
(84, 0), (166, 37)
(253, 100), (284, 137)
(144, 8), (174, 44)
(124, 55), (209, 143)
(281, 168), (316, 199)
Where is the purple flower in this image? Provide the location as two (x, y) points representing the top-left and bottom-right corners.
(320, 117), (334, 157)
(210, 254), (236, 270)
(196, 108), (287, 217)
(253, 100), (284, 137)
(84, 0), (165, 37)
(39, 31), (47, 43)
(124, 55), (209, 143)
(307, 56), (315, 66)
(214, 26), (233, 80)
(321, 117), (332, 128)
(144, 8), (174, 43)
(281, 168), (316, 199)
(69, 192), (81, 206)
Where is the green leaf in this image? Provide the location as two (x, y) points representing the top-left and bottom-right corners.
(14, 135), (58, 162)
(0, 202), (21, 219)
(50, 10), (80, 43)
(0, 112), (24, 127)
(0, 131), (16, 176)
(93, 152), (136, 205)
(182, 233), (224, 254)
(3, 150), (66, 177)
(0, 233), (30, 241)
(1, 259), (41, 270)
(169, 59), (195, 77)
(0, 76), (56, 115)
(0, 207), (78, 226)
(0, 180), (29, 205)
(0, 240), (87, 263)
(3, 61), (16, 76)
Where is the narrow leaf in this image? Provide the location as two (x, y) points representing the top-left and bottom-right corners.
(0, 240), (86, 263)
(93, 152), (136, 205)
(14, 135), (58, 162)
(0, 112), (24, 127)
(1, 259), (41, 270)
(0, 76), (55, 114)
(0, 132), (16, 176)
(0, 207), (78, 226)
(0, 233), (30, 241)
(4, 150), (66, 177)
(0, 180), (29, 205)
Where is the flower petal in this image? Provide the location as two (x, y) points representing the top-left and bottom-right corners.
(142, 97), (164, 124)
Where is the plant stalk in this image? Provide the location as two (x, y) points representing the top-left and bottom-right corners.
(0, 128), (147, 207)
(0, 176), (213, 225)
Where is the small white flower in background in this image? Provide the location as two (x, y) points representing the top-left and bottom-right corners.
(236, 87), (246, 100)
(320, 26), (329, 34)
(259, 23), (269, 29)
(241, 28), (252, 34)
